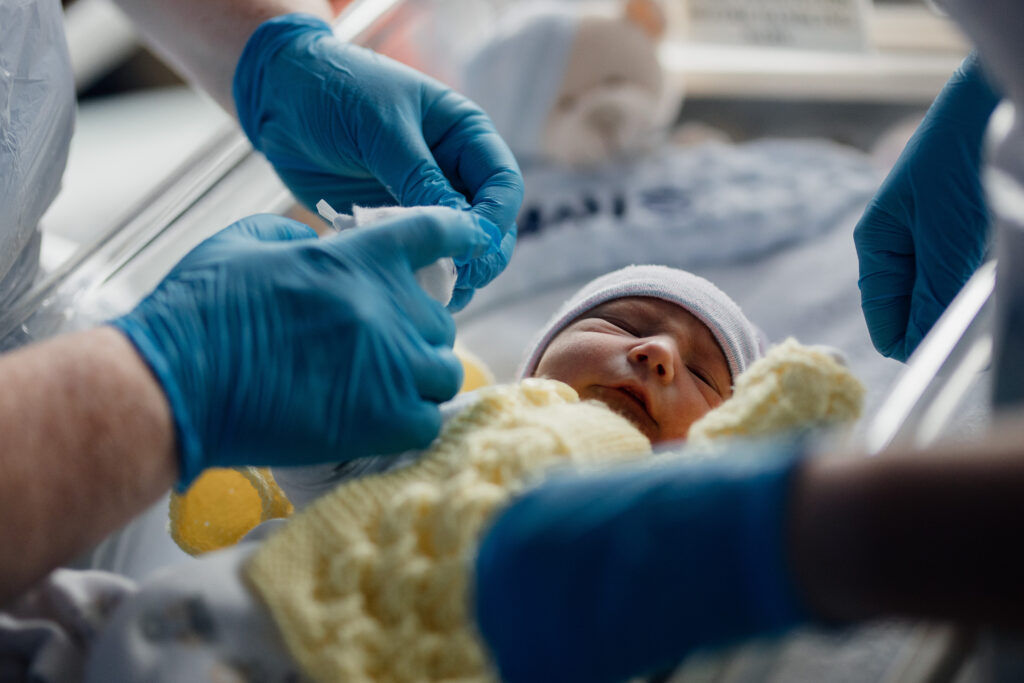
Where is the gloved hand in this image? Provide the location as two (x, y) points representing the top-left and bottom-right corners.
(854, 54), (1001, 361)
(112, 210), (493, 488)
(474, 444), (810, 683)
(232, 13), (524, 311)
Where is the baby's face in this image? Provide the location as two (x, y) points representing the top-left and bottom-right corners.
(533, 296), (732, 443)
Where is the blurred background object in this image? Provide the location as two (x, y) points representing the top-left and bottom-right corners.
(44, 0), (969, 268)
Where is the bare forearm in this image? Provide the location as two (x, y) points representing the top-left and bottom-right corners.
(0, 327), (176, 604)
(791, 425), (1024, 627)
(110, 0), (332, 111)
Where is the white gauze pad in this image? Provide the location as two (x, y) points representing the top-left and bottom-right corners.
(316, 200), (458, 306)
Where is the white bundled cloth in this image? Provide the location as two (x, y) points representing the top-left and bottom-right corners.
(0, 0), (76, 310)
(0, 570), (136, 683)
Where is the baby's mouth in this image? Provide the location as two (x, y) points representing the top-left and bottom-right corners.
(618, 385), (650, 414)
(586, 385), (658, 438)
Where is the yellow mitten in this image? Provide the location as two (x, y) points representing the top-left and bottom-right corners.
(169, 467), (293, 556)
(168, 345), (496, 556)
(454, 341), (495, 393)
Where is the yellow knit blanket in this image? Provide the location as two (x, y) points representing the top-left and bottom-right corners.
(241, 338), (865, 683)
(245, 379), (652, 683)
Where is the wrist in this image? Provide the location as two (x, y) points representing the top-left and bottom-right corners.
(0, 328), (178, 600)
(232, 13), (334, 148)
(96, 326), (178, 470)
(109, 314), (205, 490)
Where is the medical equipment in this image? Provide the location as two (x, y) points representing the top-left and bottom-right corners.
(681, 0), (871, 52)
(0, 0), (1015, 680)
(988, 103), (1024, 410)
(937, 0), (1024, 412)
(0, 0), (75, 310)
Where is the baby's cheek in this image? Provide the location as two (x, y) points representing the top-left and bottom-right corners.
(705, 389), (726, 409)
(664, 395), (716, 443)
(531, 347), (587, 389)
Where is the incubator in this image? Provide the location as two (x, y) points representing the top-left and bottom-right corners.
(0, 0), (1017, 680)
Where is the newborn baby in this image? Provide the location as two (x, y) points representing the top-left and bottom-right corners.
(522, 264), (763, 443)
(167, 264), (764, 557)
(272, 263), (763, 510)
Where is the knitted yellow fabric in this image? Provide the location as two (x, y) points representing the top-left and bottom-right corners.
(168, 345), (495, 556)
(245, 379), (652, 683)
(687, 337), (865, 446)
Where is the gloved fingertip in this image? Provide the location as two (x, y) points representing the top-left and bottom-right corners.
(440, 352), (464, 400)
(474, 214), (503, 250)
(470, 185), (524, 233)
(451, 214), (498, 263)
(405, 404), (444, 451)
(899, 322), (930, 363)
(446, 287), (475, 312)
(866, 325), (909, 362)
(499, 224), (517, 260)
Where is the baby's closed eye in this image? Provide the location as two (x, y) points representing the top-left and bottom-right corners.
(688, 366), (715, 389)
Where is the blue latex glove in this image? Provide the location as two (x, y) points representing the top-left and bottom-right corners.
(474, 444), (809, 683)
(111, 211), (493, 488)
(854, 54), (1000, 361)
(232, 14), (524, 311)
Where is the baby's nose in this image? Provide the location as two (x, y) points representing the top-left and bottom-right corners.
(628, 338), (676, 383)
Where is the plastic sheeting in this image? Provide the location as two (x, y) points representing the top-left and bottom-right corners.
(0, 0), (76, 307)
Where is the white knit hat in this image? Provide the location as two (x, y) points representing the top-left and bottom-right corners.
(519, 265), (765, 381)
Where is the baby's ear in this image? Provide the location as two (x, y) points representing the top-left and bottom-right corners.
(624, 0), (666, 40)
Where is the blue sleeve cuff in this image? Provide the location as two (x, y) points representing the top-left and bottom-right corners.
(108, 319), (204, 491)
(473, 440), (810, 683)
